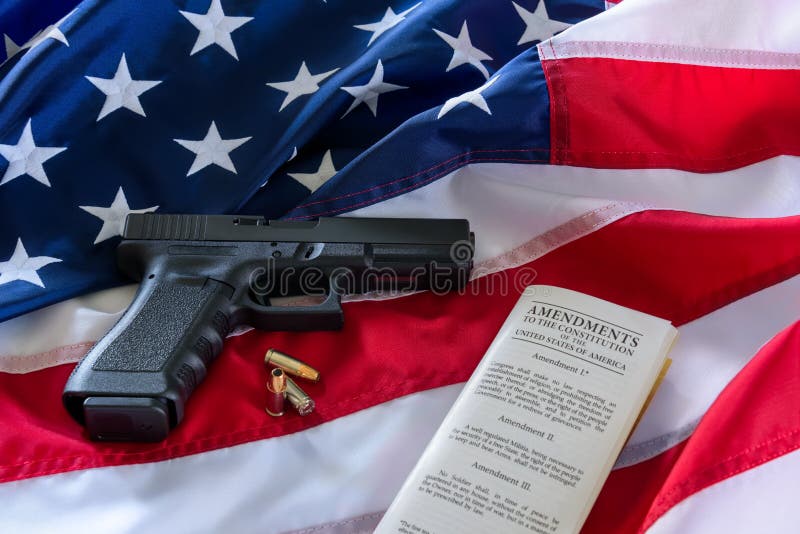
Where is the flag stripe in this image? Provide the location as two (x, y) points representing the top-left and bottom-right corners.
(542, 57), (800, 171)
(1, 209), (799, 483)
(642, 319), (800, 531)
(594, 322), (800, 533)
(538, 40), (800, 69)
(584, 441), (688, 534)
(346, 157), (800, 262)
(647, 447), (800, 533)
(549, 0), (800, 55)
(0, 384), (461, 534)
(623, 272), (800, 459)
(0, 384), (696, 534)
(0, 285), (136, 372)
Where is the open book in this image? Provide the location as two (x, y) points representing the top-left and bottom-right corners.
(375, 285), (678, 534)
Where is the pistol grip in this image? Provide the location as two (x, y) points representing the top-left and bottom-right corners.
(62, 275), (234, 441)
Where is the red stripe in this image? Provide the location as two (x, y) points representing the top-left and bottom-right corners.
(584, 441), (686, 534)
(1, 210), (799, 485)
(542, 57), (800, 171)
(641, 319), (800, 531)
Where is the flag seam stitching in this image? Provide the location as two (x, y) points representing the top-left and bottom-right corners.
(291, 155), (549, 219)
(294, 147), (548, 210)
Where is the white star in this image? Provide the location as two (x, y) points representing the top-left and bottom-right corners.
(79, 187), (159, 244)
(4, 9), (74, 61)
(512, 1), (571, 45)
(288, 150), (337, 193)
(266, 62), (339, 111)
(354, 3), (421, 46)
(340, 60), (407, 117)
(3, 34), (20, 60)
(179, 0), (253, 60)
(0, 239), (61, 288)
(23, 23), (69, 51)
(433, 21), (493, 80)
(438, 75), (500, 119)
(0, 119), (66, 187)
(174, 121), (251, 176)
(85, 54), (162, 121)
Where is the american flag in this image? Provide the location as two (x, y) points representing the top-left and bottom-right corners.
(1, 0), (799, 532)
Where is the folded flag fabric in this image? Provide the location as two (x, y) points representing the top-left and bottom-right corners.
(1, 0), (799, 532)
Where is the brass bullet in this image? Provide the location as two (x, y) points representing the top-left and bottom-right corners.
(285, 377), (315, 416)
(265, 348), (320, 382)
(265, 368), (287, 417)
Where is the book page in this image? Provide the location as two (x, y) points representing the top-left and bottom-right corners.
(375, 285), (677, 534)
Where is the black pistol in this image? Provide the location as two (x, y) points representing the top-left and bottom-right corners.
(63, 214), (474, 442)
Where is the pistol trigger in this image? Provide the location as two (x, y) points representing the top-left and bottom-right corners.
(247, 286), (344, 332)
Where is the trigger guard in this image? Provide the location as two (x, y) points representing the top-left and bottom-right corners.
(245, 273), (345, 331)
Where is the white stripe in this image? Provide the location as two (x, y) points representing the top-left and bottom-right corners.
(542, 0), (800, 61)
(3, 155), (800, 373)
(538, 40), (800, 70)
(0, 285), (136, 373)
(0, 384), (461, 534)
(349, 156), (800, 262)
(647, 447), (800, 533)
(622, 274), (800, 463)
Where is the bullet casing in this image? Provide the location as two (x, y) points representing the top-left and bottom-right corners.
(285, 377), (315, 416)
(265, 349), (320, 382)
(265, 368), (287, 417)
